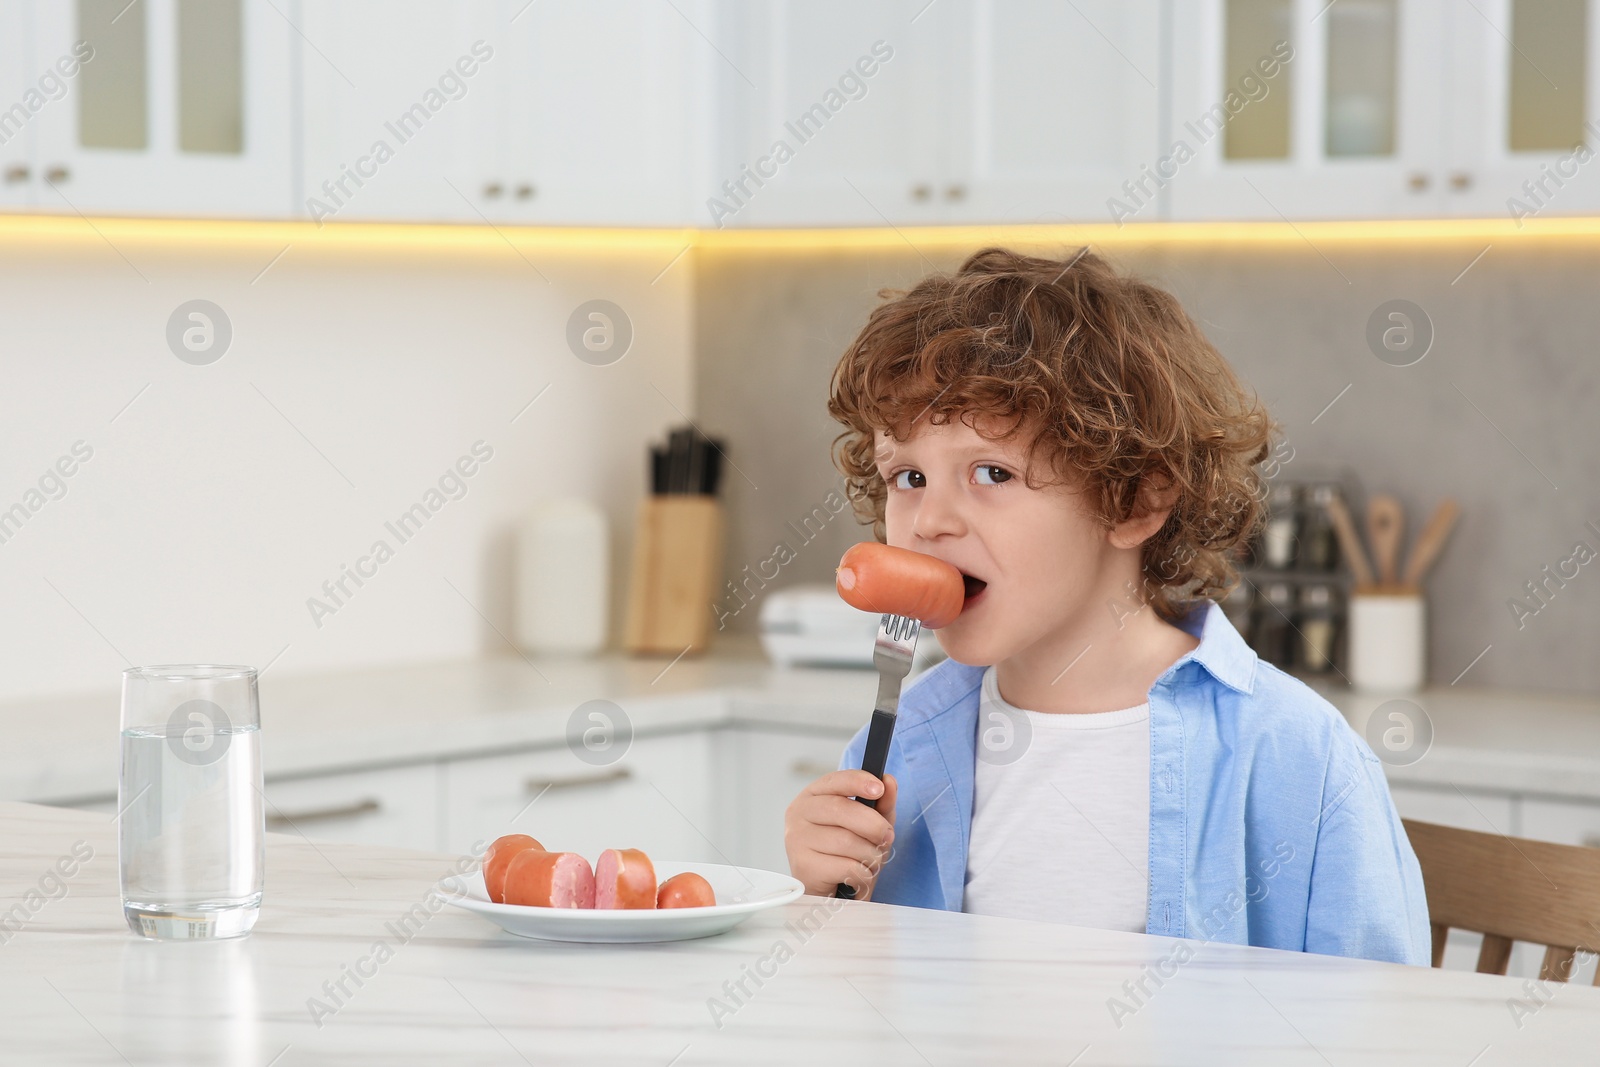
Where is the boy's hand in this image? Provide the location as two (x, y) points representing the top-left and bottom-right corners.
(785, 770), (898, 900)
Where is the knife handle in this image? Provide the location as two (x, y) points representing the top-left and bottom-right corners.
(836, 709), (897, 900)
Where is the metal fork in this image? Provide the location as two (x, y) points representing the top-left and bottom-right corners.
(835, 612), (922, 900)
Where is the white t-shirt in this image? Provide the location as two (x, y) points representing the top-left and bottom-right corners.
(961, 666), (1151, 932)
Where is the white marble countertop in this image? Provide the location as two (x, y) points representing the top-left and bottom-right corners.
(1328, 684), (1600, 801)
(0, 638), (879, 804)
(3, 639), (1599, 807)
(4, 801), (1595, 1066)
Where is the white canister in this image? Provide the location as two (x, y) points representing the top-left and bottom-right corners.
(1349, 592), (1425, 693)
(514, 498), (608, 655)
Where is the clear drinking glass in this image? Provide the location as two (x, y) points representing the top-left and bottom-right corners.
(119, 665), (264, 939)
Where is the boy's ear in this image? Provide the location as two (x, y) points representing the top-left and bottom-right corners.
(1108, 472), (1178, 550)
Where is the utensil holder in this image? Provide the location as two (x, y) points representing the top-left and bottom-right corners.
(623, 496), (724, 655)
(1349, 588), (1425, 693)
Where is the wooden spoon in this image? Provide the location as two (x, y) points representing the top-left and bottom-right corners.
(1366, 494), (1405, 587)
(1323, 490), (1376, 588)
(1402, 498), (1460, 587)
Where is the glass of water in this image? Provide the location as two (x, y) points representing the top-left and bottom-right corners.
(119, 665), (264, 939)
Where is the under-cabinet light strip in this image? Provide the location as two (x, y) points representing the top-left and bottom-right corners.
(1, 212), (1597, 250)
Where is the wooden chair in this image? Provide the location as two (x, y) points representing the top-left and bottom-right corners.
(1403, 819), (1600, 984)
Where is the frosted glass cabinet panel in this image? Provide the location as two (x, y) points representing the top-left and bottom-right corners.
(1507, 0), (1587, 152)
(76, 0), (149, 151)
(176, 0), (244, 154)
(1325, 0), (1399, 158)
(1223, 0), (1294, 161)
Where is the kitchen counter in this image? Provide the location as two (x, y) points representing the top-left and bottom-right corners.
(4, 641), (1600, 807)
(0, 638), (879, 804)
(5, 801), (1596, 1065)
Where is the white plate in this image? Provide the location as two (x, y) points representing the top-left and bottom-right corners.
(446, 860), (805, 943)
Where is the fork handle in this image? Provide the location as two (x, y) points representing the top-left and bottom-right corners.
(836, 709), (897, 900)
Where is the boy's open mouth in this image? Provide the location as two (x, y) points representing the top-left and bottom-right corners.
(961, 573), (988, 600)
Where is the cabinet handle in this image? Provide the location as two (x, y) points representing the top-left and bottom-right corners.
(790, 759), (837, 778)
(44, 165), (69, 184)
(483, 181), (504, 199)
(1406, 172), (1430, 192)
(4, 164), (27, 184)
(524, 766), (632, 794)
(944, 183), (967, 201)
(515, 182), (536, 200)
(267, 797), (381, 829)
(910, 182), (932, 201)
(1449, 172), (1473, 191)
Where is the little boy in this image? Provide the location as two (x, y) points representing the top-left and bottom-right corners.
(785, 247), (1430, 965)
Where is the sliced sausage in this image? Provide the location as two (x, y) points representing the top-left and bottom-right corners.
(836, 542), (966, 628)
(484, 834), (545, 904)
(503, 849), (595, 909)
(594, 848), (657, 909)
(656, 871), (716, 909)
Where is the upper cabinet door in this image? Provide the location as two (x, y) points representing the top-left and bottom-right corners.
(297, 1), (488, 225)
(940, 0), (1164, 226)
(1442, 0), (1600, 219)
(31, 0), (294, 217)
(0, 3), (37, 210)
(471, 0), (703, 226)
(1168, 0), (1448, 220)
(706, 0), (950, 227)
(298, 0), (701, 226)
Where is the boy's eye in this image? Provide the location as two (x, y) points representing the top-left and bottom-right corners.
(890, 470), (925, 490)
(974, 465), (1012, 486)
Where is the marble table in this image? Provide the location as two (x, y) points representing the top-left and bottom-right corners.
(3, 802), (1595, 1066)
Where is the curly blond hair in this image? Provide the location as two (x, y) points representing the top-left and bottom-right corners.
(827, 246), (1278, 623)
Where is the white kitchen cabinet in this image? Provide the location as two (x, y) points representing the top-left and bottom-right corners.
(1440, 0), (1600, 218)
(296, 0), (486, 225)
(0, 2), (38, 210)
(463, 0), (705, 225)
(60, 764), (444, 850)
(720, 725), (855, 873)
(941, 0), (1164, 226)
(264, 762), (442, 851)
(1169, 0), (1600, 221)
(1520, 794), (1600, 849)
(299, 0), (704, 226)
(441, 729), (723, 864)
(711, 0), (1163, 227)
(24, 0), (295, 217)
(706, 0), (948, 227)
(57, 793), (118, 815)
(1388, 780), (1517, 834)
(1167, 0), (1449, 220)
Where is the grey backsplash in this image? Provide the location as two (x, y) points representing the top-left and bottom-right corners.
(692, 238), (1600, 697)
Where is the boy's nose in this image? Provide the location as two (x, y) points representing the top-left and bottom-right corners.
(911, 484), (966, 541)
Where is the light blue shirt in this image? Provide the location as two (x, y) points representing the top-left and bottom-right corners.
(838, 599), (1432, 966)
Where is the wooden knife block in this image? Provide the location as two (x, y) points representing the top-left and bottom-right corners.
(623, 496), (724, 655)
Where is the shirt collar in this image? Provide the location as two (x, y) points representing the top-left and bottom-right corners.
(1165, 598), (1258, 695)
(911, 597), (1258, 722)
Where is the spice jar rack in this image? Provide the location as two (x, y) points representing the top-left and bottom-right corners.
(1220, 473), (1360, 683)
